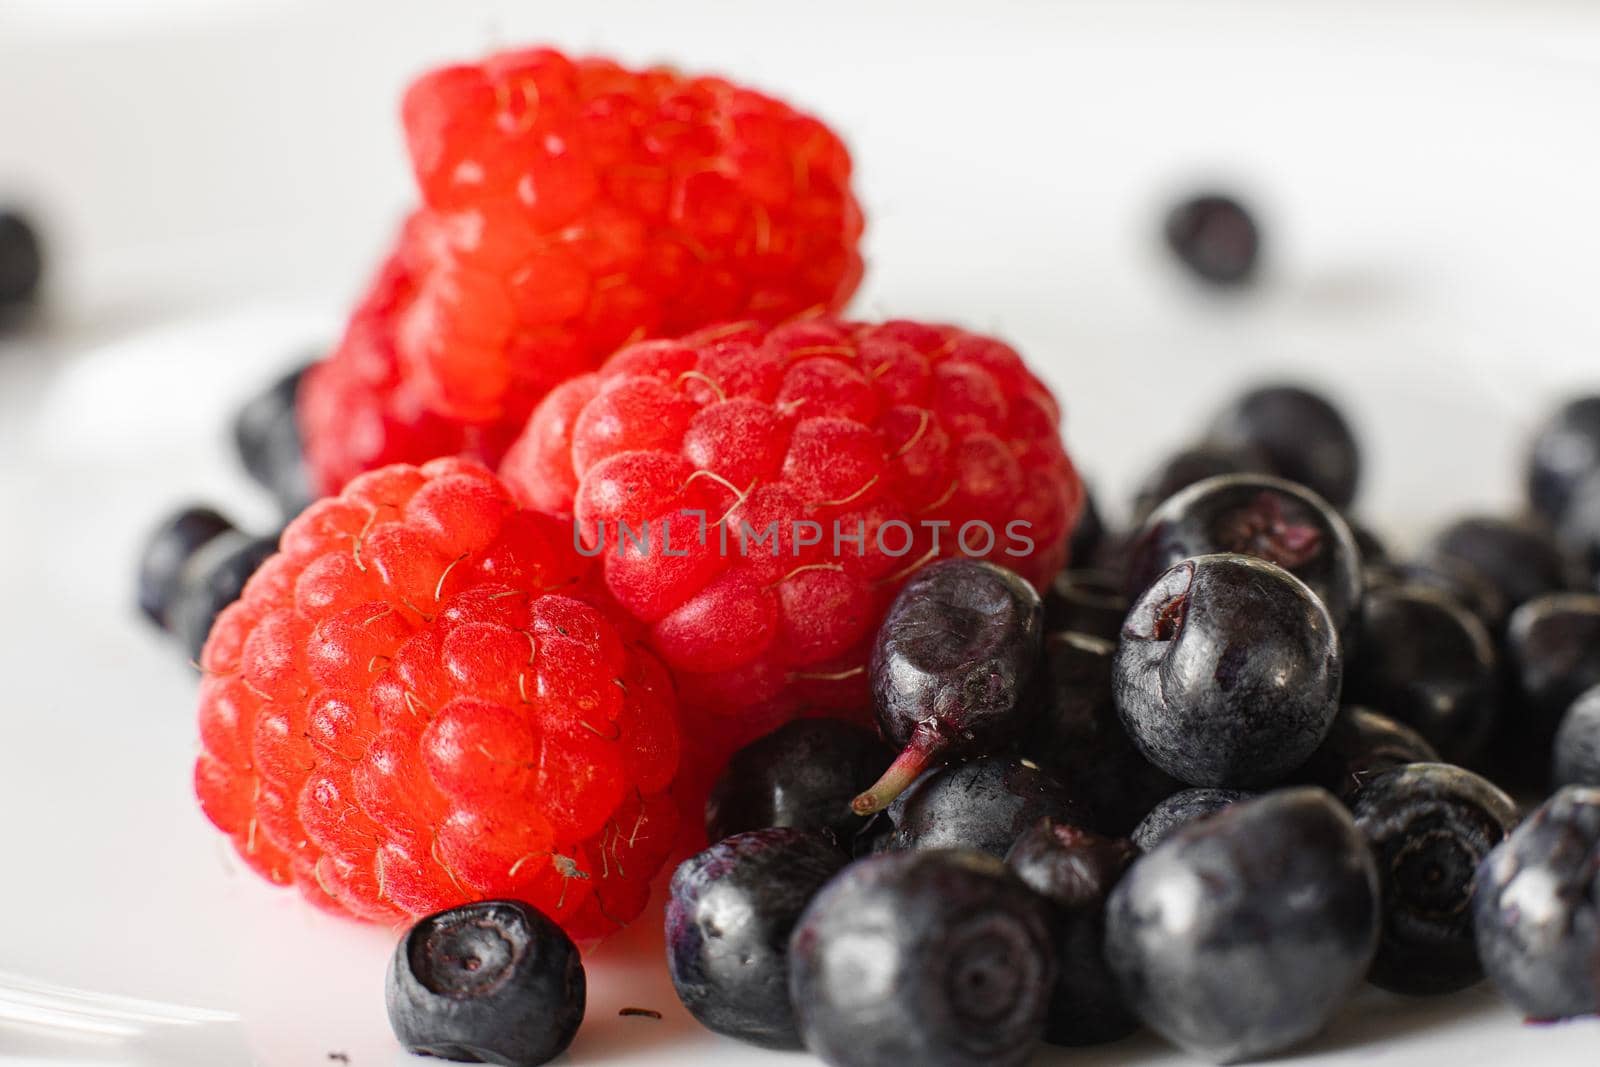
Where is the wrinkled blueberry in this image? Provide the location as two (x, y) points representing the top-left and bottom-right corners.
(1474, 786), (1600, 1020)
(1129, 443), (1270, 525)
(1425, 516), (1573, 613)
(1044, 570), (1128, 642)
(860, 755), (1089, 859)
(1024, 633), (1178, 835)
(136, 506), (236, 630)
(1127, 473), (1363, 634)
(1554, 685), (1600, 787)
(1005, 819), (1139, 1046)
(1130, 788), (1254, 851)
(1527, 395), (1600, 524)
(233, 360), (316, 517)
(1298, 705), (1439, 800)
(1501, 592), (1600, 788)
(386, 900), (584, 1067)
(789, 848), (1056, 1067)
(1345, 583), (1498, 763)
(1163, 193), (1261, 286)
(1208, 384), (1361, 509)
(667, 829), (848, 1049)
(706, 719), (891, 844)
(1349, 763), (1518, 995)
(1105, 787), (1380, 1063)
(857, 560), (1043, 814)
(1115, 554), (1342, 788)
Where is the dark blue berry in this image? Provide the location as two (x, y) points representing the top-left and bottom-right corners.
(1425, 516), (1574, 613)
(856, 560), (1043, 815)
(1554, 473), (1600, 584)
(1349, 763), (1518, 995)
(1346, 584), (1498, 763)
(1554, 686), (1600, 787)
(1473, 786), (1600, 1021)
(1004, 819), (1138, 1046)
(1365, 558), (1510, 636)
(1347, 520), (1390, 566)
(706, 720), (890, 844)
(1043, 569), (1127, 642)
(1105, 787), (1380, 1063)
(136, 506), (236, 630)
(1502, 592), (1600, 788)
(1130, 788), (1253, 851)
(233, 360), (316, 518)
(1069, 483), (1105, 566)
(386, 900), (584, 1067)
(1115, 554), (1342, 788)
(860, 755), (1089, 859)
(1163, 193), (1260, 286)
(1527, 396), (1600, 524)
(168, 532), (279, 662)
(666, 828), (848, 1049)
(1298, 705), (1438, 800)
(1023, 632), (1178, 835)
(1208, 385), (1361, 509)
(1128, 473), (1363, 634)
(789, 848), (1056, 1067)
(1130, 443), (1270, 525)
(0, 210), (43, 311)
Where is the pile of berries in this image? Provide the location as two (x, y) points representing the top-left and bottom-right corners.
(129, 41), (1600, 1067)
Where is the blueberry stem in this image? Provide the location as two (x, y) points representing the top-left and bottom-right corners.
(850, 723), (944, 815)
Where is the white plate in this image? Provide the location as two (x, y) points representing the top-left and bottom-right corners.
(3, 2), (1600, 1065)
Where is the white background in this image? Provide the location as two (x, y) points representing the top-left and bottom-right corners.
(1, 1), (1598, 1064)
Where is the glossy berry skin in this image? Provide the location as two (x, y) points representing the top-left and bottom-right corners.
(0, 210), (43, 310)
(234, 361), (316, 518)
(1298, 705), (1438, 800)
(705, 719), (890, 843)
(1163, 193), (1260, 286)
(1004, 819), (1139, 1046)
(301, 49), (863, 492)
(789, 848), (1057, 1067)
(168, 532), (282, 664)
(1106, 788), (1380, 1064)
(386, 900), (584, 1067)
(1023, 632), (1178, 836)
(1129, 443), (1269, 525)
(1043, 569), (1127, 642)
(192, 459), (680, 940)
(1554, 686), (1600, 787)
(1473, 786), (1600, 1021)
(1365, 558), (1510, 637)
(501, 319), (1082, 804)
(1349, 763), (1518, 995)
(137, 506), (236, 630)
(1130, 788), (1253, 851)
(1345, 584), (1498, 763)
(1424, 516), (1572, 613)
(1127, 473), (1362, 634)
(1115, 554), (1342, 788)
(856, 560), (1045, 814)
(1208, 385), (1361, 510)
(861, 756), (1088, 859)
(667, 829), (848, 1049)
(1527, 396), (1600, 524)
(1501, 593), (1600, 789)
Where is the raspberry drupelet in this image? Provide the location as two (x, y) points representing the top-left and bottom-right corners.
(301, 47), (864, 493)
(499, 318), (1084, 804)
(193, 458), (680, 942)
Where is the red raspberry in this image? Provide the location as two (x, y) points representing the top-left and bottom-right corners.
(499, 318), (1084, 801)
(193, 458), (680, 942)
(301, 47), (863, 493)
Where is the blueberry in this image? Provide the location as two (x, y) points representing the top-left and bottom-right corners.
(1298, 705), (1439, 800)
(1115, 554), (1342, 788)
(1105, 787), (1380, 1063)
(1069, 483), (1105, 566)
(1349, 763), (1518, 995)
(860, 755), (1089, 858)
(136, 506), (236, 630)
(1424, 516), (1574, 612)
(1004, 819), (1139, 1046)
(386, 900), (584, 1067)
(167, 532), (280, 662)
(667, 828), (848, 1049)
(1043, 569), (1127, 642)
(1163, 193), (1261, 286)
(1473, 786), (1600, 1020)
(1347, 521), (1390, 566)
(856, 560), (1044, 815)
(233, 361), (316, 517)
(1501, 592), (1600, 788)
(1345, 583), (1498, 763)
(1365, 558), (1510, 636)
(1130, 788), (1254, 851)
(0, 209), (43, 311)
(1023, 632), (1179, 835)
(1129, 443), (1270, 525)
(705, 719), (891, 844)
(1127, 473), (1363, 634)
(1554, 686), (1600, 787)
(1554, 472), (1600, 583)
(789, 848), (1056, 1067)
(1527, 395), (1600, 524)
(1208, 385), (1361, 509)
